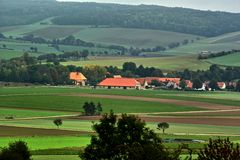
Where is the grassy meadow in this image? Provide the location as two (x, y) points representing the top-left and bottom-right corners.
(206, 52), (240, 67)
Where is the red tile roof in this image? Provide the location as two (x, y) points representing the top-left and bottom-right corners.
(98, 78), (140, 87)
(70, 72), (87, 81)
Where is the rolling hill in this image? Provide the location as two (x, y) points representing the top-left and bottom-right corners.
(1, 0), (240, 37)
(1, 23), (202, 48)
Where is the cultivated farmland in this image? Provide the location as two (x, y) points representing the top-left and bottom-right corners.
(0, 87), (240, 159)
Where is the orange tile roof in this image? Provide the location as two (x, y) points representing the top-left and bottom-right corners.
(185, 80), (193, 88)
(98, 78), (140, 87)
(136, 77), (180, 85)
(135, 78), (147, 86)
(69, 72), (87, 81)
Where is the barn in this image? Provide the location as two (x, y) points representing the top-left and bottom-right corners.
(98, 78), (141, 89)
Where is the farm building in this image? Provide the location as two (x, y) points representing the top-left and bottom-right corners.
(98, 78), (141, 89)
(136, 77), (181, 88)
(69, 72), (87, 86)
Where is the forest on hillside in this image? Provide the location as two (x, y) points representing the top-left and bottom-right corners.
(1, 0), (240, 37)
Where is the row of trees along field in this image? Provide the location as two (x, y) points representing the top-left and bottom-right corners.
(0, 54), (240, 90)
(2, 0), (240, 37)
(198, 49), (240, 60)
(1, 112), (240, 160)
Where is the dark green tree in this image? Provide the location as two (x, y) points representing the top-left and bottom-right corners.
(151, 80), (162, 87)
(83, 102), (96, 116)
(197, 138), (240, 160)
(96, 102), (103, 115)
(53, 118), (62, 129)
(157, 122), (169, 134)
(122, 62), (137, 72)
(209, 79), (219, 90)
(0, 141), (31, 160)
(192, 79), (203, 89)
(82, 50), (89, 60)
(179, 80), (186, 90)
(236, 80), (240, 92)
(79, 111), (180, 160)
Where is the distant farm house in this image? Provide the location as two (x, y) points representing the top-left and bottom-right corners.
(98, 78), (141, 89)
(217, 82), (226, 90)
(69, 72), (87, 86)
(136, 77), (181, 88)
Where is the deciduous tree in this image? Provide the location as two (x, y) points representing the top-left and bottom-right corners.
(53, 118), (62, 129)
(79, 111), (179, 160)
(157, 122), (169, 134)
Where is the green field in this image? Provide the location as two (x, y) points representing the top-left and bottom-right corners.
(0, 49), (27, 59)
(165, 39), (240, 56)
(0, 94), (203, 113)
(0, 108), (75, 119)
(0, 136), (90, 150)
(206, 52), (240, 67)
(208, 31), (240, 44)
(0, 40), (59, 56)
(73, 27), (201, 48)
(61, 55), (210, 71)
(33, 155), (80, 160)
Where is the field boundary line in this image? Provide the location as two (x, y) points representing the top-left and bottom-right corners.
(132, 109), (240, 115)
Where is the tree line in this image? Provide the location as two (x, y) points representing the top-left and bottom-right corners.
(37, 50), (89, 62)
(198, 49), (240, 60)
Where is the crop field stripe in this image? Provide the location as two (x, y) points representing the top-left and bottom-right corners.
(0, 125), (92, 137)
(65, 93), (238, 110)
(0, 136), (91, 150)
(0, 94), (205, 113)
